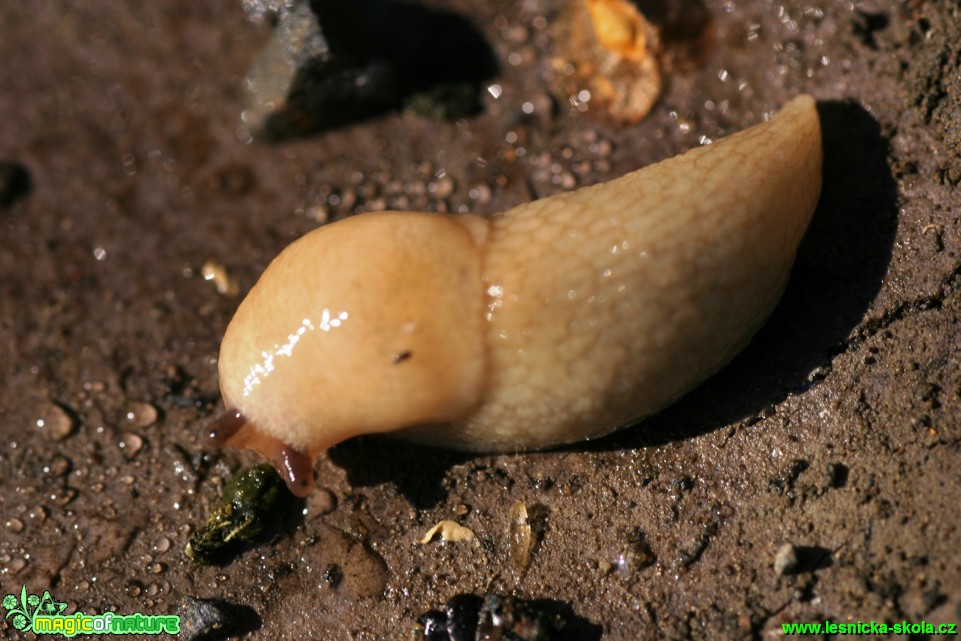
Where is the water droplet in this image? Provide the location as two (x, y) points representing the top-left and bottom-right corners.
(555, 171), (577, 189)
(125, 402), (159, 429)
(8, 556), (27, 574)
(127, 581), (144, 597)
(365, 197), (387, 212)
(592, 138), (614, 158)
(306, 205), (329, 223)
(468, 183), (492, 204)
(415, 161), (435, 179)
(153, 537), (172, 554)
(46, 455), (72, 477)
(615, 529), (656, 577)
(35, 402), (77, 441)
(428, 175), (455, 199)
(338, 188), (358, 212)
(119, 431), (144, 459)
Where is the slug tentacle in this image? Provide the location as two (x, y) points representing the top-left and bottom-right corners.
(208, 409), (315, 496)
(210, 95), (823, 493)
(207, 408), (247, 447)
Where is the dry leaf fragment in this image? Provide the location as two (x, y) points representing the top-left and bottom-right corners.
(419, 520), (475, 544)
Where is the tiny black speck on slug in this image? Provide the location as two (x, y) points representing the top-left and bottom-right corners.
(208, 96), (822, 497)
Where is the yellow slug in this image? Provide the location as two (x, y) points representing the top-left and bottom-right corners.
(209, 95), (822, 497)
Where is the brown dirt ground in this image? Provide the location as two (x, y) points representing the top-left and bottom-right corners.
(2, 1), (960, 640)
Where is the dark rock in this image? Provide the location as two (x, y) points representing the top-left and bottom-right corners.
(177, 596), (261, 641)
(0, 161), (31, 208)
(416, 593), (602, 641)
(240, 0), (497, 140)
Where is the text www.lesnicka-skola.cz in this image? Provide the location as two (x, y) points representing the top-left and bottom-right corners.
(782, 620), (957, 636)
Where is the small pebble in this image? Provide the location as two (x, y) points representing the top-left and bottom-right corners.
(84, 381), (107, 393)
(615, 529), (656, 577)
(202, 260), (240, 297)
(31, 506), (48, 524)
(307, 487), (337, 516)
(774, 543), (799, 576)
(418, 593), (586, 641)
(52, 488), (78, 507)
(550, 0), (662, 124)
(8, 557), (27, 574)
(178, 596), (232, 641)
(596, 559), (613, 575)
(46, 455), (72, 477)
(322, 563), (343, 588)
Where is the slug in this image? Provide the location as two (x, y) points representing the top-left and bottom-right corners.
(209, 95), (822, 497)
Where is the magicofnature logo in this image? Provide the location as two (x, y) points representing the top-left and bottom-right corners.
(3, 585), (180, 637)
(3, 585), (67, 633)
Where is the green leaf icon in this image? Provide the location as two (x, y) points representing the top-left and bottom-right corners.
(37, 591), (67, 616)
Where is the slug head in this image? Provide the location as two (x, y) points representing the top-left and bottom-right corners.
(210, 211), (488, 496)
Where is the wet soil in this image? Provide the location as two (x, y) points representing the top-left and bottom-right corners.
(1, 1), (960, 640)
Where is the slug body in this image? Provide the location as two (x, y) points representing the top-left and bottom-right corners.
(211, 96), (822, 496)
